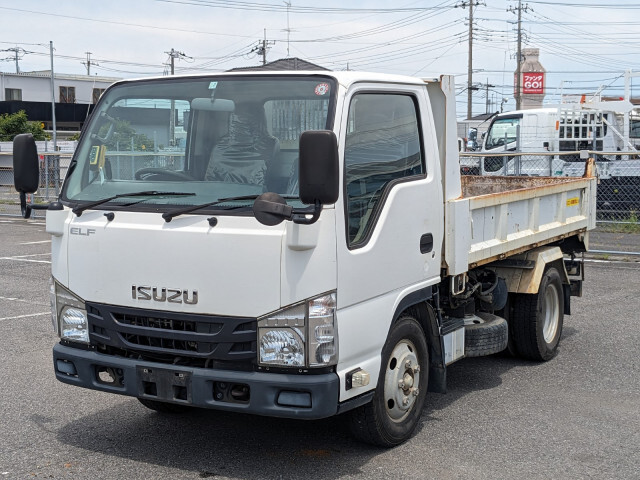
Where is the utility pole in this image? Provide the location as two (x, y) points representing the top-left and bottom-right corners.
(166, 48), (187, 75)
(4, 47), (24, 73)
(508, 0), (530, 110)
(165, 48), (191, 145)
(467, 1), (474, 119)
(82, 52), (98, 75)
(458, 1), (483, 119)
(284, 1), (292, 58)
(485, 79), (495, 114)
(252, 30), (276, 65)
(14, 47), (20, 73)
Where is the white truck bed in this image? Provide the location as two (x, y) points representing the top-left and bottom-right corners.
(444, 174), (597, 275)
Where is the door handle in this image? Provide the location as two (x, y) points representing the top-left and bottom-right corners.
(420, 233), (433, 254)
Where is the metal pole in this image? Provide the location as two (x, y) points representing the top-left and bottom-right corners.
(467, 1), (474, 119)
(49, 41), (58, 198)
(45, 142), (49, 200)
(515, 124), (521, 175)
(515, 0), (522, 110)
(169, 49), (175, 146)
(263, 29), (267, 65)
(49, 41), (57, 152)
(624, 69), (631, 141)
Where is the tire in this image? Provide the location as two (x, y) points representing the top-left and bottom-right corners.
(138, 398), (192, 414)
(464, 313), (508, 357)
(349, 315), (429, 447)
(510, 266), (564, 361)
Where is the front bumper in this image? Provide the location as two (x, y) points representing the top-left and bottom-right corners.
(53, 343), (340, 419)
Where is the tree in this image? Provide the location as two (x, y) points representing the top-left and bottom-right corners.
(0, 110), (48, 141)
(97, 118), (154, 151)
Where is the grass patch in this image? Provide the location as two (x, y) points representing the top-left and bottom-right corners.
(597, 210), (640, 233)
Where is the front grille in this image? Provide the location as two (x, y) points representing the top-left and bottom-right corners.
(115, 312), (223, 335)
(87, 303), (257, 366)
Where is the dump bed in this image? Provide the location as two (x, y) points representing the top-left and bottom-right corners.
(444, 174), (597, 275)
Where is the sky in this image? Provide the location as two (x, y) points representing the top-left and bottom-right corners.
(1, 0), (640, 117)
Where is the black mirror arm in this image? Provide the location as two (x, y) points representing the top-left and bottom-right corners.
(253, 193), (323, 226)
(254, 199), (294, 219)
(292, 200), (322, 225)
(19, 193), (60, 219)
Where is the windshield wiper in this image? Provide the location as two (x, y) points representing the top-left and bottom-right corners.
(162, 194), (298, 222)
(72, 191), (196, 216)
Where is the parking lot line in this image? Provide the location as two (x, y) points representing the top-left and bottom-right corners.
(0, 253), (51, 264)
(20, 240), (51, 245)
(0, 296), (48, 307)
(0, 312), (49, 321)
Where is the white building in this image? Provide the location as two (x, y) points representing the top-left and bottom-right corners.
(0, 71), (121, 135)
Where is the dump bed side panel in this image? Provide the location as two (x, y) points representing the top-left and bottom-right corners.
(444, 176), (596, 275)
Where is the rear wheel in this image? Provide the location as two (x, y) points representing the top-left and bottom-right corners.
(349, 315), (429, 447)
(138, 398), (192, 414)
(511, 267), (564, 361)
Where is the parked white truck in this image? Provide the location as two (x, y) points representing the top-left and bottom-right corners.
(13, 71), (596, 446)
(477, 103), (640, 214)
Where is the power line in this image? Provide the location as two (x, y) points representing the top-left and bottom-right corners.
(155, 0), (454, 14)
(0, 6), (257, 39)
(525, 1), (640, 8)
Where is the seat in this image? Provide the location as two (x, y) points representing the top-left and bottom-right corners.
(205, 103), (280, 187)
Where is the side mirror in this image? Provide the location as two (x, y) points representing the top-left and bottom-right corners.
(298, 130), (339, 205)
(13, 134), (39, 194)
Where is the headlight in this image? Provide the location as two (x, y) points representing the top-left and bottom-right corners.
(258, 292), (337, 368)
(54, 281), (89, 344)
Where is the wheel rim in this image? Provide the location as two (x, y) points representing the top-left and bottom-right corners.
(542, 282), (560, 343)
(383, 339), (420, 423)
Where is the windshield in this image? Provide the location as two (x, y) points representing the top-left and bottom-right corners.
(485, 117), (520, 149)
(62, 75), (336, 213)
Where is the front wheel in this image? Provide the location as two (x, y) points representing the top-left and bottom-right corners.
(348, 315), (429, 447)
(511, 266), (564, 361)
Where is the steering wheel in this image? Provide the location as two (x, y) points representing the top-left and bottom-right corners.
(134, 168), (194, 181)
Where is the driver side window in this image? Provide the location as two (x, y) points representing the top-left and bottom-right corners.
(344, 93), (424, 247)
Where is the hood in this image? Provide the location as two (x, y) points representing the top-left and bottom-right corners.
(65, 211), (284, 317)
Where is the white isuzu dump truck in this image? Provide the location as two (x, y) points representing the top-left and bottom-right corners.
(13, 72), (596, 447)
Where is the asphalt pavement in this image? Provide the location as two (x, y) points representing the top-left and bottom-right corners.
(1, 218), (639, 479)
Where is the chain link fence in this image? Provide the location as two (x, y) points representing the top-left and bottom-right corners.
(0, 152), (72, 218)
(2, 147), (639, 228)
(460, 151), (640, 225)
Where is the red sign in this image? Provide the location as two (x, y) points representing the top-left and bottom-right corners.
(522, 72), (544, 94)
